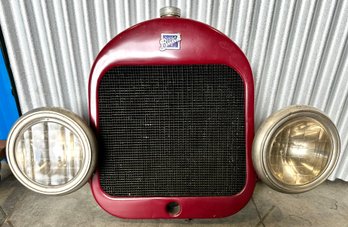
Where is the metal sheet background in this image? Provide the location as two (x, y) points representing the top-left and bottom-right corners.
(0, 0), (347, 181)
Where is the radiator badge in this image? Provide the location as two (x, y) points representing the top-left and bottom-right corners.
(159, 33), (181, 51)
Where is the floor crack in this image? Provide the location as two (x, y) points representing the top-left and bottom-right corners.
(7, 220), (14, 227)
(0, 206), (7, 226)
(251, 197), (265, 227)
(254, 202), (276, 227)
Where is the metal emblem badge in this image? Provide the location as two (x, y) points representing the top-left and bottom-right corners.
(159, 33), (181, 51)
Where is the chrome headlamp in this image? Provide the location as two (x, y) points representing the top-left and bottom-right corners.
(253, 105), (340, 193)
(6, 107), (97, 195)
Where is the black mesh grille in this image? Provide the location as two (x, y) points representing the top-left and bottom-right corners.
(98, 65), (246, 197)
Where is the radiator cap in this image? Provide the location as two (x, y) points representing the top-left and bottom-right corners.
(160, 6), (181, 17)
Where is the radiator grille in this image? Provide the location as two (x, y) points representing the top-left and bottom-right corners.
(98, 65), (246, 197)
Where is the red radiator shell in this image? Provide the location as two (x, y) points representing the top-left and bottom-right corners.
(89, 16), (256, 219)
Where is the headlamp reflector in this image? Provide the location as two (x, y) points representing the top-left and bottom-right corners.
(267, 117), (331, 186)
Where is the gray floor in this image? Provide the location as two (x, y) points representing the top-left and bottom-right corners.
(0, 176), (347, 227)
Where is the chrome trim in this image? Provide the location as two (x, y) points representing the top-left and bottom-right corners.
(252, 105), (340, 193)
(6, 107), (97, 195)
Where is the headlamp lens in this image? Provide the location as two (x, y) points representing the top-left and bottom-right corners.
(15, 122), (84, 186)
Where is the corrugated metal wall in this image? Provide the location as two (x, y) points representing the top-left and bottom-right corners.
(0, 0), (347, 181)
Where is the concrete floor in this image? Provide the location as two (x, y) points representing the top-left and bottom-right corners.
(0, 176), (347, 227)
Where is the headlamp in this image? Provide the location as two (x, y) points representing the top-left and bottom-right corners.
(253, 105), (340, 193)
(6, 107), (97, 195)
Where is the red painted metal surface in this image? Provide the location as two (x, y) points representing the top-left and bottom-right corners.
(89, 16), (256, 219)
